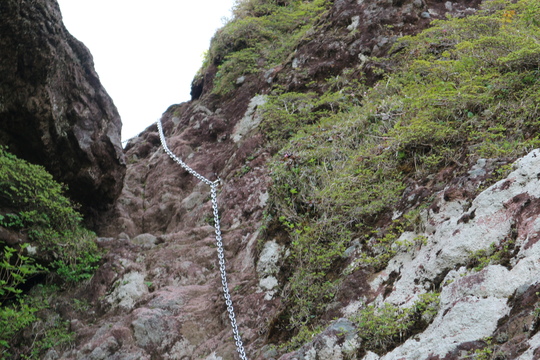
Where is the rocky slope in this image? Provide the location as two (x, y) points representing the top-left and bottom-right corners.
(0, 0), (125, 222)
(3, 0), (540, 359)
(59, 0), (540, 359)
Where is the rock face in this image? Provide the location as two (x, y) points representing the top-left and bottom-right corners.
(0, 0), (125, 218)
(65, 0), (495, 357)
(361, 150), (540, 359)
(11, 0), (540, 359)
(275, 0), (481, 90)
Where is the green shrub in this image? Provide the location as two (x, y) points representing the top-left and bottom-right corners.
(260, 75), (364, 144)
(261, 90), (320, 141)
(352, 293), (440, 353)
(384, 0), (540, 161)
(0, 299), (38, 352)
(283, 219), (350, 329)
(0, 147), (100, 357)
(279, 324), (325, 353)
(0, 146), (101, 284)
(0, 285), (75, 360)
(0, 244), (45, 301)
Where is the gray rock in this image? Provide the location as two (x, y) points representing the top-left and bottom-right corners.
(180, 191), (206, 211)
(118, 232), (131, 241)
(420, 11), (431, 18)
(347, 16), (360, 31)
(232, 95), (267, 143)
(264, 68), (275, 84)
(86, 336), (119, 360)
(106, 272), (148, 310)
(261, 345), (279, 359)
(370, 149), (540, 359)
(132, 233), (158, 249)
(468, 158), (487, 179)
(257, 240), (284, 276)
(344, 239), (361, 257)
(236, 75), (246, 85)
(43, 349), (59, 360)
(131, 307), (179, 351)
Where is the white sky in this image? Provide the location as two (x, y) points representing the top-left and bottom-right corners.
(56, 0), (236, 141)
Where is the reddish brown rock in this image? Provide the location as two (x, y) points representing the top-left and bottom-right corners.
(0, 0), (125, 222)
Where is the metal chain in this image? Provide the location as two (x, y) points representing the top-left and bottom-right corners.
(157, 119), (249, 360)
(122, 131), (145, 145)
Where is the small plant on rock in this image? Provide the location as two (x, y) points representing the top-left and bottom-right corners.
(351, 293), (440, 354)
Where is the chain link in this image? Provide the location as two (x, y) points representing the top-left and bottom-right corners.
(157, 119), (248, 360)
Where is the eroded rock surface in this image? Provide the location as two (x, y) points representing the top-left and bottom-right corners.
(0, 0), (125, 219)
(367, 149), (540, 359)
(25, 0), (540, 359)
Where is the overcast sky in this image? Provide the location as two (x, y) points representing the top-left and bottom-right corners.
(56, 0), (236, 141)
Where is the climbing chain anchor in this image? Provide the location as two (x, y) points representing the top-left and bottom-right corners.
(157, 119), (248, 360)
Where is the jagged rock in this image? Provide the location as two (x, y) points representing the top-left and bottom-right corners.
(43, 349), (59, 360)
(131, 233), (158, 249)
(106, 272), (148, 311)
(364, 149), (540, 359)
(131, 307), (179, 350)
(272, 149), (540, 360)
(257, 240), (284, 276)
(0, 0), (125, 221)
(232, 94), (267, 143)
(257, 240), (284, 299)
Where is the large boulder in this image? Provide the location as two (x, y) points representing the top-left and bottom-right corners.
(0, 0), (125, 220)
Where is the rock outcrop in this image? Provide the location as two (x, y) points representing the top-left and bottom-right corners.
(281, 150), (540, 359)
(6, 0), (540, 359)
(63, 1), (504, 358)
(0, 0), (125, 220)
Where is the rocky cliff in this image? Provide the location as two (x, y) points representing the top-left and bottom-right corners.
(0, 0), (125, 221)
(3, 0), (540, 359)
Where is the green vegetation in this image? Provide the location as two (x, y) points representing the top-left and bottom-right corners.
(279, 324), (325, 353)
(204, 0), (330, 95)
(0, 147), (101, 284)
(352, 293), (440, 353)
(466, 337), (495, 360)
(0, 285), (76, 360)
(466, 233), (516, 272)
(261, 74), (364, 143)
(260, 0), (540, 348)
(0, 147), (101, 358)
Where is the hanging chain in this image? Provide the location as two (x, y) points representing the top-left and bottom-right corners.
(157, 119), (248, 360)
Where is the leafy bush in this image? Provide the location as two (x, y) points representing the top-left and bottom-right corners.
(0, 146), (101, 284)
(0, 147), (100, 357)
(352, 293), (440, 353)
(0, 244), (45, 302)
(0, 299), (38, 352)
(0, 285), (75, 360)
